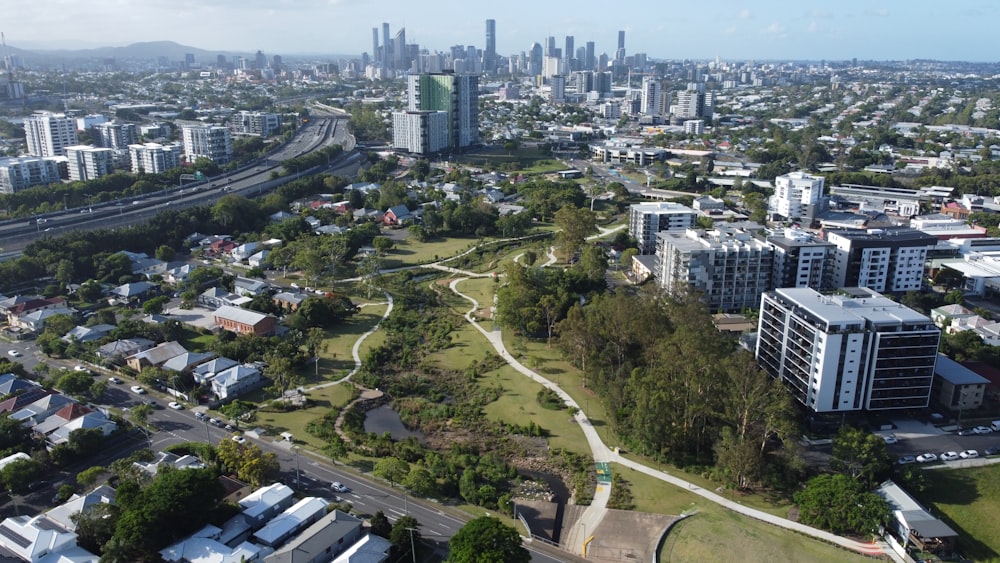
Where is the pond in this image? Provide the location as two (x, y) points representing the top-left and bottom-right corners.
(363, 404), (426, 442)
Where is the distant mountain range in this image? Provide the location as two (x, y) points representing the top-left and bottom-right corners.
(4, 40), (354, 67)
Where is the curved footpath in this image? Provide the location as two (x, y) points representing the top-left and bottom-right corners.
(446, 275), (896, 561)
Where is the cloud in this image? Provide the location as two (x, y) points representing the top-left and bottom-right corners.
(763, 22), (786, 36)
(809, 8), (832, 18)
(737, 9), (752, 20)
(864, 8), (891, 17)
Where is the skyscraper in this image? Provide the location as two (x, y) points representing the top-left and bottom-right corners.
(382, 22), (391, 67)
(372, 27), (380, 65)
(564, 36), (574, 66)
(585, 41), (595, 71)
(24, 112), (78, 157)
(640, 76), (662, 117)
(546, 37), (556, 57)
(406, 73), (479, 150)
(616, 30), (626, 61)
(529, 42), (543, 76)
(393, 28), (407, 71)
(484, 19), (496, 74)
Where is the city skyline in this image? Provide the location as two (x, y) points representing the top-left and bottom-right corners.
(5, 0), (998, 62)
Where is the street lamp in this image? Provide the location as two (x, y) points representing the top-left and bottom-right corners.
(292, 446), (301, 488)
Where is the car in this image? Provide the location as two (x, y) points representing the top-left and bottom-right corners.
(130, 385), (146, 394)
(960, 449), (979, 459)
(168, 402), (183, 410)
(36, 218), (48, 224)
(916, 453), (938, 463)
(957, 427), (978, 436)
(974, 426), (994, 435)
(897, 455), (917, 465)
(985, 445), (1000, 456)
(940, 451), (960, 462)
(880, 433), (898, 444)
(331, 482), (349, 493)
(141, 399), (156, 407)
(224, 424), (234, 431)
(211, 182), (218, 187)
(7, 350), (22, 357)
(209, 418), (222, 426)
(194, 411), (206, 419)
(108, 377), (123, 384)
(231, 435), (247, 444)
(73, 365), (88, 372)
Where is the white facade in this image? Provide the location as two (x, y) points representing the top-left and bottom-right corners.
(392, 111), (449, 155)
(182, 125), (233, 165)
(628, 202), (698, 254)
(683, 119), (704, 134)
(640, 76), (661, 117)
(772, 171), (824, 221)
(128, 143), (182, 174)
(825, 228), (937, 293)
(756, 287), (940, 412)
(230, 111), (282, 137)
(0, 157), (62, 194)
(24, 112), (79, 157)
(65, 145), (113, 182)
(94, 122), (139, 149)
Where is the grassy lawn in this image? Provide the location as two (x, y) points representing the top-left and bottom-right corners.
(454, 278), (497, 318)
(452, 146), (559, 172)
(660, 508), (875, 563)
(379, 236), (480, 269)
(179, 327), (214, 353)
(312, 302), (389, 380)
(251, 382), (356, 450)
(914, 464), (1000, 562)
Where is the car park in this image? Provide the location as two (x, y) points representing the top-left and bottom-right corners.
(897, 455), (916, 465)
(130, 385), (146, 394)
(332, 482), (349, 493)
(940, 451), (960, 462)
(973, 426), (993, 435)
(916, 453), (938, 463)
(168, 402), (183, 410)
(108, 377), (123, 384)
(959, 450), (979, 459)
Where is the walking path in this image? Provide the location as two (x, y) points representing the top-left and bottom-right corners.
(445, 274), (895, 560)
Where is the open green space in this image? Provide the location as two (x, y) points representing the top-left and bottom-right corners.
(251, 382), (355, 450)
(914, 464), (1000, 562)
(452, 146), (564, 174)
(309, 301), (389, 380)
(659, 508), (875, 563)
(453, 277), (497, 317)
(379, 235), (481, 270)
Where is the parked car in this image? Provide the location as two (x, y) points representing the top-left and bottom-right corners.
(331, 482), (349, 493)
(108, 377), (123, 384)
(897, 455), (916, 465)
(73, 365), (89, 372)
(916, 453), (938, 463)
(7, 350), (22, 357)
(232, 435), (247, 445)
(959, 450), (979, 459)
(940, 451), (960, 462)
(209, 418), (222, 426)
(973, 426), (993, 435)
(194, 411), (206, 419)
(168, 402), (183, 410)
(957, 427), (978, 436)
(130, 385), (146, 394)
(984, 445), (1000, 456)
(880, 433), (898, 444)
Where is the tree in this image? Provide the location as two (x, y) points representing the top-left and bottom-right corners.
(0, 414), (30, 455)
(369, 510), (392, 539)
(154, 245), (176, 262)
(72, 503), (120, 554)
(0, 457), (45, 493)
(215, 439), (280, 487)
(305, 327), (327, 378)
(553, 205), (597, 259)
(77, 465), (107, 488)
(142, 295), (170, 315)
(794, 473), (890, 536)
(403, 466), (436, 497)
(830, 426), (891, 488)
(447, 516), (530, 563)
(390, 515), (421, 562)
(56, 370), (95, 397)
(373, 456), (410, 487)
(372, 236), (394, 255)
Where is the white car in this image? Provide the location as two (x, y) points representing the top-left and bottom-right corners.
(959, 449), (979, 459)
(7, 350), (22, 357)
(880, 433), (898, 444)
(973, 426), (994, 435)
(108, 377), (123, 384)
(130, 385), (146, 395)
(331, 482), (349, 493)
(168, 402), (183, 410)
(940, 451), (960, 462)
(916, 453), (938, 463)
(73, 365), (89, 372)
(231, 435), (247, 444)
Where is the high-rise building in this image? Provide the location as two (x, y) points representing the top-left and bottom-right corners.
(24, 112), (78, 157)
(585, 41), (595, 71)
(616, 30), (626, 61)
(771, 171), (825, 223)
(640, 76), (662, 117)
(550, 75), (566, 104)
(65, 145), (113, 182)
(393, 28), (407, 71)
(93, 122), (139, 150)
(528, 43), (543, 76)
(254, 50), (267, 70)
(571, 71), (593, 94)
(372, 27), (380, 65)
(128, 143), (182, 174)
(230, 111), (283, 138)
(673, 87), (713, 120)
(484, 19), (496, 74)
(182, 125), (233, 165)
(382, 22), (391, 65)
(756, 287), (940, 412)
(824, 228), (937, 293)
(406, 73), (479, 150)
(391, 110), (449, 155)
(564, 36), (574, 65)
(546, 36), (556, 57)
(654, 226), (774, 312)
(0, 156), (61, 194)
(765, 228), (836, 291)
(628, 202), (698, 254)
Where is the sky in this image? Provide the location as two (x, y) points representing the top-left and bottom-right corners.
(5, 0), (998, 62)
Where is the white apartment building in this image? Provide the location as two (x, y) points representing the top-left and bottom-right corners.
(640, 76), (661, 117)
(0, 157), (62, 194)
(683, 120), (704, 134)
(825, 228), (937, 293)
(771, 171), (825, 223)
(93, 122), (139, 149)
(65, 145), (113, 182)
(128, 143), (182, 174)
(182, 125), (232, 165)
(765, 228), (836, 291)
(654, 227), (774, 312)
(230, 111), (282, 137)
(756, 287), (940, 412)
(24, 112), (78, 157)
(391, 110), (449, 155)
(628, 202), (698, 254)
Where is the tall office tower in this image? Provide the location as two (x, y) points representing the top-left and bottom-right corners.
(550, 75), (565, 104)
(484, 19), (496, 74)
(598, 53), (609, 71)
(546, 36), (556, 57)
(372, 28), (380, 65)
(529, 43), (543, 76)
(182, 125), (233, 165)
(585, 41), (595, 71)
(542, 56), (561, 78)
(382, 22), (391, 64)
(184, 53), (195, 69)
(393, 28), (407, 71)
(24, 112), (78, 157)
(640, 76), (661, 117)
(407, 73), (479, 150)
(255, 50), (267, 70)
(756, 287), (940, 413)
(576, 46), (587, 68)
(824, 228), (937, 293)
(594, 71), (612, 95)
(128, 143), (181, 174)
(616, 30), (626, 61)
(65, 145), (112, 182)
(272, 55), (282, 72)
(216, 54), (227, 69)
(564, 36), (574, 64)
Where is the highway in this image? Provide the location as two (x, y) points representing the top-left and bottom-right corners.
(0, 116), (352, 255)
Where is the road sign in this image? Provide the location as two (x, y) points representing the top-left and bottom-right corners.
(595, 461), (612, 484)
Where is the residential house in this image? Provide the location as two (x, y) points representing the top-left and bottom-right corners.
(273, 292), (310, 312)
(933, 354), (989, 412)
(126, 341), (188, 371)
(131, 256), (168, 277)
(211, 364), (264, 401)
(61, 324), (115, 343)
(234, 277), (269, 297)
(0, 295), (45, 317)
(383, 205), (412, 226)
(248, 250), (270, 269)
(0, 514), (90, 563)
(252, 497), (328, 548)
(207, 239), (238, 257)
(110, 281), (157, 302)
(48, 411), (117, 445)
(214, 306), (277, 336)
(269, 211), (296, 222)
(930, 304), (977, 328)
(0, 389), (53, 414)
(4, 297), (70, 326)
(96, 338), (154, 362)
(32, 403), (93, 437)
(0, 373), (42, 396)
(44, 486), (116, 533)
(161, 351), (216, 372)
(875, 480), (957, 554)
(193, 357), (239, 385)
(265, 510), (365, 563)
(331, 534), (392, 563)
(947, 315), (1000, 345)
(161, 533), (260, 563)
(163, 264), (197, 285)
(10, 393), (75, 427)
(199, 287), (250, 309)
(230, 242), (260, 262)
(134, 451), (207, 477)
(12, 306), (78, 333)
(239, 483), (295, 527)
